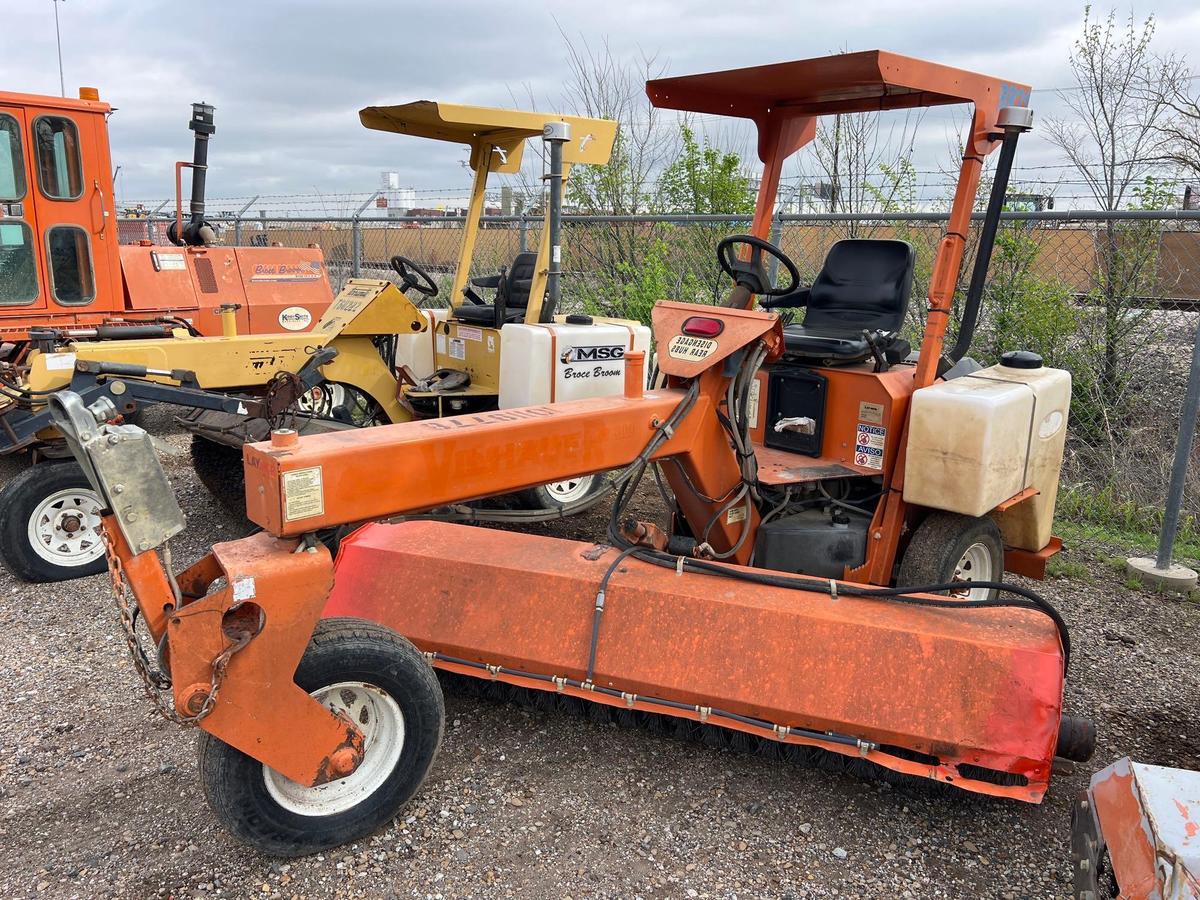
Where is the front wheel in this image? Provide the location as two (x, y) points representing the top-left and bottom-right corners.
(197, 618), (444, 857)
(0, 462), (106, 582)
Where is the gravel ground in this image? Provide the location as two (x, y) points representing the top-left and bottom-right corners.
(2, 407), (1198, 900)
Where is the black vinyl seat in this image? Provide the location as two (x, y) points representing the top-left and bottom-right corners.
(455, 251), (537, 326)
(773, 239), (914, 364)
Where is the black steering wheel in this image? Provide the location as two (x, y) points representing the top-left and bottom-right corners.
(389, 255), (439, 297)
(716, 235), (800, 297)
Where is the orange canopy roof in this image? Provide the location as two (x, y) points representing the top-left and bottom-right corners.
(646, 50), (1030, 161)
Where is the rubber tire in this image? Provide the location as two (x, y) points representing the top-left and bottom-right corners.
(197, 618), (444, 857)
(896, 511), (1004, 601)
(515, 473), (607, 512)
(190, 436), (246, 515)
(0, 461), (106, 582)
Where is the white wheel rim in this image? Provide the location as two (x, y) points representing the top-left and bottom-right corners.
(544, 474), (595, 504)
(27, 487), (105, 568)
(263, 681), (404, 817)
(953, 541), (994, 602)
(295, 383), (346, 416)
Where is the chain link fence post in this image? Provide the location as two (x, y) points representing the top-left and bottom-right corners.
(232, 195), (258, 247)
(147, 199), (169, 242)
(1127, 317), (1200, 592)
(767, 214), (783, 285)
(350, 192), (382, 279)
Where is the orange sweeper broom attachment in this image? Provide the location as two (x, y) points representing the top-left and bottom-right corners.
(54, 51), (1094, 856)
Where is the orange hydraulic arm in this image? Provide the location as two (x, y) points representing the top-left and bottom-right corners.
(243, 302), (783, 565)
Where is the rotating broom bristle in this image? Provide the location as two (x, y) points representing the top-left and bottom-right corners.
(435, 672), (971, 798)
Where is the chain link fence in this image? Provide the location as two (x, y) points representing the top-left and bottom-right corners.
(117, 210), (1200, 565)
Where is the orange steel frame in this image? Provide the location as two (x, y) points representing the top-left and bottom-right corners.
(105, 52), (1067, 797)
(645, 50), (1037, 584)
(0, 89), (332, 342)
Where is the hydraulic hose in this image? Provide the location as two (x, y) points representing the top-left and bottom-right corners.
(606, 530), (1071, 674)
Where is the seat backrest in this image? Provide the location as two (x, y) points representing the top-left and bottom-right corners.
(801, 239), (914, 334)
(499, 251), (538, 309)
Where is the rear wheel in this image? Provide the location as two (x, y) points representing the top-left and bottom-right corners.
(516, 473), (607, 511)
(197, 618), (444, 857)
(0, 462), (106, 582)
(896, 512), (1003, 602)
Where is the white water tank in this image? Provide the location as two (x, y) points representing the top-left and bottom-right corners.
(499, 317), (651, 408)
(393, 308), (446, 376)
(903, 352), (1071, 550)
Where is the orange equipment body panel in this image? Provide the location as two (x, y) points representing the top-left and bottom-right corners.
(234, 247), (330, 334)
(325, 520), (1064, 802)
(0, 88), (332, 342)
(748, 362), (914, 482)
(112, 523), (366, 787)
(0, 90), (123, 324)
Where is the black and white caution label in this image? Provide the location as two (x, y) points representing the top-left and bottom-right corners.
(854, 423), (886, 471)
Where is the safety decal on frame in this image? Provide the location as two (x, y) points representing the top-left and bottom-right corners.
(666, 334), (718, 360)
(232, 575), (257, 602)
(854, 423), (886, 471)
(283, 466), (325, 521)
(746, 379), (761, 430)
(43, 352), (77, 372)
(457, 325), (483, 342)
(858, 401), (884, 425)
(448, 338), (467, 361)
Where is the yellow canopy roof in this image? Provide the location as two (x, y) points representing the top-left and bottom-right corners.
(359, 101), (617, 173)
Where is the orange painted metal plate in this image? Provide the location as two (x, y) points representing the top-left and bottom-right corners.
(325, 520), (1067, 801)
(996, 486), (1039, 512)
(1086, 758), (1200, 898)
(1004, 536), (1063, 581)
(118, 244), (200, 314)
(652, 301), (782, 379)
(234, 247), (332, 334)
(165, 532), (363, 785)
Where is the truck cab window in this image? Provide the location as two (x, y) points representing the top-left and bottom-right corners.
(46, 225), (94, 304)
(0, 222), (38, 305)
(34, 116), (82, 200)
(0, 115), (25, 201)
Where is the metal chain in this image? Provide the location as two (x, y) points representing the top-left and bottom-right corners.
(103, 531), (242, 726)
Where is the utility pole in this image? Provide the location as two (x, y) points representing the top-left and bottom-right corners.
(52, 0), (66, 97)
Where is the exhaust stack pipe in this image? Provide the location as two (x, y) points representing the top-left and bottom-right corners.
(169, 102), (217, 247)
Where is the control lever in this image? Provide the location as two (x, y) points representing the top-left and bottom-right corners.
(862, 330), (889, 373)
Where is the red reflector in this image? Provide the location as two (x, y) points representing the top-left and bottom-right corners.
(681, 316), (724, 338)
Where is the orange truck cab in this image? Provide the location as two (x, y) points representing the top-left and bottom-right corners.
(0, 89), (331, 352)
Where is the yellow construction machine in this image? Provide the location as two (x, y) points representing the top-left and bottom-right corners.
(0, 102), (649, 582)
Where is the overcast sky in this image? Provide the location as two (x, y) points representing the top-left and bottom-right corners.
(4, 0), (1199, 213)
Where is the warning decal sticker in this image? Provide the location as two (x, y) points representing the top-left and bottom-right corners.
(43, 352), (76, 372)
(854, 423), (886, 471)
(667, 334), (718, 361)
(448, 338), (466, 360)
(283, 466), (325, 521)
